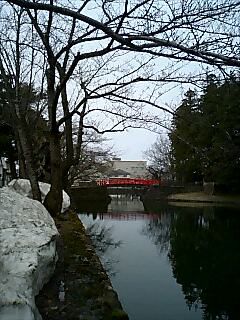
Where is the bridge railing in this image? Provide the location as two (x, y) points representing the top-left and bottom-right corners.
(96, 178), (160, 186)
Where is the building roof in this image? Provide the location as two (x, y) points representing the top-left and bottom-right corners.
(107, 169), (130, 177)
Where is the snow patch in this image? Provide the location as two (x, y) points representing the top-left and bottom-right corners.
(0, 187), (59, 320)
(8, 179), (70, 213)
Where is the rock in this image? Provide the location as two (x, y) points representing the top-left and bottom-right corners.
(8, 179), (70, 213)
(0, 187), (59, 320)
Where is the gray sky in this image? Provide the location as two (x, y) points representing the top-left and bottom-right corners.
(107, 128), (161, 161)
(106, 85), (185, 160)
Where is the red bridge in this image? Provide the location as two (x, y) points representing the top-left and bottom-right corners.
(97, 212), (160, 221)
(96, 178), (160, 187)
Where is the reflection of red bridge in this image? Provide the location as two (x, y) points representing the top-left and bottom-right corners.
(97, 212), (159, 221)
(96, 178), (160, 187)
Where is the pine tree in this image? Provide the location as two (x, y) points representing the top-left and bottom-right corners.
(170, 89), (202, 183)
(170, 75), (240, 191)
(199, 74), (240, 190)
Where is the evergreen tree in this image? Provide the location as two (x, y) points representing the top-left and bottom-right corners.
(0, 73), (18, 178)
(170, 89), (202, 183)
(0, 71), (49, 182)
(199, 75), (240, 190)
(170, 75), (240, 190)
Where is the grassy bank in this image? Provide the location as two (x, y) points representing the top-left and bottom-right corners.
(36, 211), (128, 320)
(167, 192), (240, 206)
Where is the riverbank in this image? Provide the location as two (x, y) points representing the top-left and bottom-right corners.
(36, 211), (128, 320)
(167, 192), (240, 205)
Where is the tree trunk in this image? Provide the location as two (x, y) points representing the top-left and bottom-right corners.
(60, 73), (74, 193)
(15, 135), (27, 178)
(17, 124), (42, 201)
(43, 131), (63, 216)
(44, 63), (64, 215)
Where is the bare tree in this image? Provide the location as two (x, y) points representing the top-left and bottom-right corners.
(0, 6), (47, 200)
(6, 0), (240, 67)
(64, 128), (114, 185)
(145, 135), (173, 180)
(2, 0), (240, 215)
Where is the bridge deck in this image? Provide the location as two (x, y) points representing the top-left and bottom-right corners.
(96, 178), (160, 187)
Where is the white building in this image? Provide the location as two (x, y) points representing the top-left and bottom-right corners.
(109, 159), (149, 178)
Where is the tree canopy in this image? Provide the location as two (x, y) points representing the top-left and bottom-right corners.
(170, 74), (240, 190)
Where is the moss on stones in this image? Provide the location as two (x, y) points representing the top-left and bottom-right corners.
(111, 309), (129, 319)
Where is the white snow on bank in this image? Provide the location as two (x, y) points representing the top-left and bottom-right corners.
(0, 187), (59, 320)
(8, 179), (70, 213)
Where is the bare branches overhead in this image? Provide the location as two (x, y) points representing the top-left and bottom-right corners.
(5, 0), (240, 67)
(2, 0), (240, 213)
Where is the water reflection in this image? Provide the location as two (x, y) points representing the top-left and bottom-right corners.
(79, 197), (240, 320)
(108, 195), (145, 212)
(143, 205), (240, 320)
(141, 211), (171, 253)
(84, 221), (122, 275)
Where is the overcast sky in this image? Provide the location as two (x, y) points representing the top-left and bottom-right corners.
(106, 85), (187, 161)
(107, 128), (162, 161)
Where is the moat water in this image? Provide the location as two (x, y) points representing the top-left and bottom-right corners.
(78, 195), (240, 320)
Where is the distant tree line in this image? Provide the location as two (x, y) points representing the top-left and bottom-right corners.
(147, 74), (240, 191)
